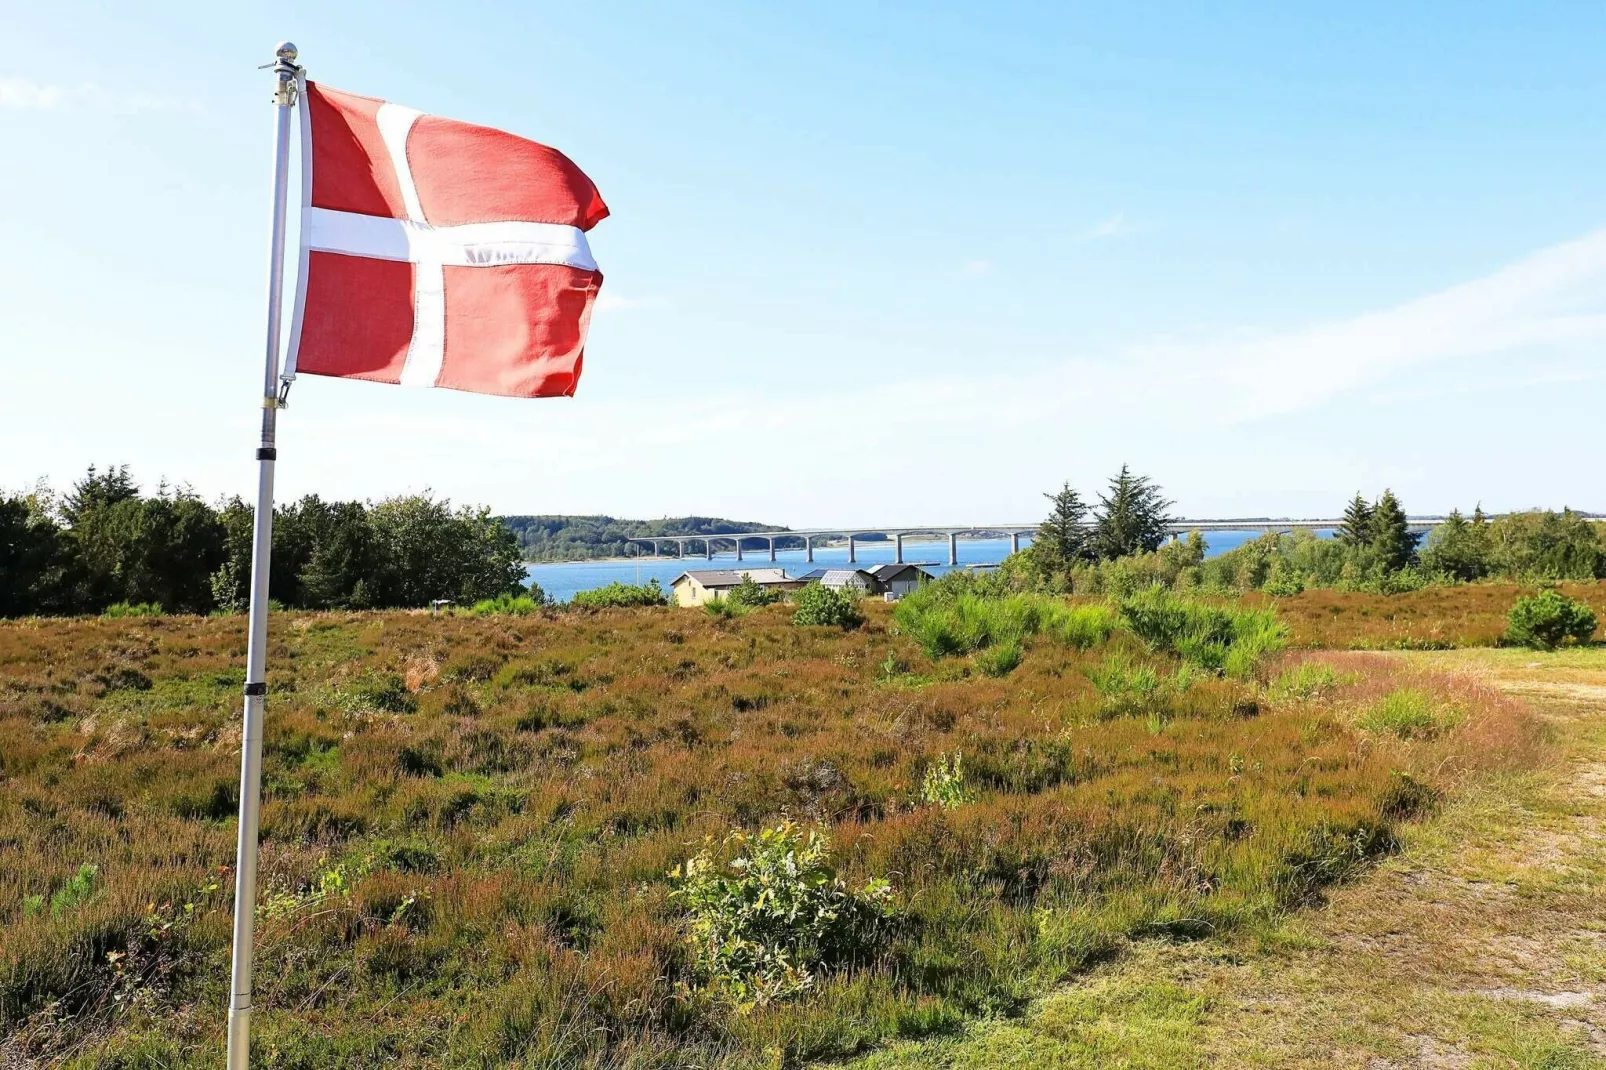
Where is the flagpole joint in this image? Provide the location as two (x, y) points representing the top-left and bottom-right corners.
(270, 42), (301, 106)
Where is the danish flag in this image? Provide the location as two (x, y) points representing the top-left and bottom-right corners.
(283, 82), (608, 398)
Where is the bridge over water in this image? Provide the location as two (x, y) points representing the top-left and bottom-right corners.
(625, 517), (1452, 568)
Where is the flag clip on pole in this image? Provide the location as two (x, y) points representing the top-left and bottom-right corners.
(227, 40), (300, 1070)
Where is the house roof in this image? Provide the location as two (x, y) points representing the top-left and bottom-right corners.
(866, 563), (935, 581)
(674, 569), (794, 588)
(803, 569), (874, 586)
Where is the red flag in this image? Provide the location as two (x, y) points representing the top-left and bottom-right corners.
(285, 82), (608, 398)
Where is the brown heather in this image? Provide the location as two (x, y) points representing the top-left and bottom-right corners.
(1257, 581), (1606, 650)
(0, 594), (1553, 1068)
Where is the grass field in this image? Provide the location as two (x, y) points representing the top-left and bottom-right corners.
(0, 585), (1581, 1067)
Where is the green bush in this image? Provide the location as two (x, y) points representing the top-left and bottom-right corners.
(974, 639), (1023, 677)
(792, 583), (863, 628)
(1504, 590), (1599, 651)
(669, 822), (896, 1006)
(1084, 652), (1166, 720)
(466, 589), (547, 616)
(1271, 661), (1344, 701)
(101, 601), (163, 619)
(571, 579), (666, 609)
(1117, 589), (1285, 677)
(1358, 688), (1451, 740)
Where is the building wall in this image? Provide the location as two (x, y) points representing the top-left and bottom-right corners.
(673, 580), (717, 607)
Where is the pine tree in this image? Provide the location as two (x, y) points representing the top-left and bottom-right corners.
(1091, 465), (1174, 560)
(1036, 482), (1092, 568)
(1368, 489), (1419, 573)
(1338, 493), (1373, 547)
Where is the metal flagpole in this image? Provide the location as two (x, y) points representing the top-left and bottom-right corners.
(226, 40), (301, 1070)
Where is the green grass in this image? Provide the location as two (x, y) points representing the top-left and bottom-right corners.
(1358, 688), (1455, 740)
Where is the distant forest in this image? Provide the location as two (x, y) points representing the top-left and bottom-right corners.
(501, 515), (785, 562)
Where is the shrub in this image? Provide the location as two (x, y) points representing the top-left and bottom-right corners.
(466, 590), (546, 616)
(571, 580), (666, 609)
(1118, 589), (1285, 677)
(703, 597), (744, 619)
(1504, 590), (1598, 651)
(974, 639), (1023, 678)
(792, 583), (864, 628)
(1358, 688), (1451, 740)
(1042, 603), (1118, 650)
(1084, 653), (1166, 720)
(1271, 661), (1344, 702)
(101, 602), (162, 619)
(669, 822), (896, 1006)
(921, 753), (972, 808)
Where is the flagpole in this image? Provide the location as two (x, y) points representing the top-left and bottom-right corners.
(226, 40), (300, 1070)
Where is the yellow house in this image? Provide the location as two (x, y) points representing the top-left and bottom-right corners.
(670, 569), (806, 607)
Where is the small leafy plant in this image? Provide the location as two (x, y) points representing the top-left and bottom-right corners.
(921, 753), (972, 808)
(669, 821), (896, 1007)
(1504, 590), (1598, 651)
(727, 573), (782, 609)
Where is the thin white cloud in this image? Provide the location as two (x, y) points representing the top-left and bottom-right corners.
(960, 258), (994, 277)
(1090, 212), (1129, 239)
(0, 75), (200, 114)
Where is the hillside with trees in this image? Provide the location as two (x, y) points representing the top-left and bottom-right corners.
(1, 467), (525, 616)
(500, 514), (783, 561)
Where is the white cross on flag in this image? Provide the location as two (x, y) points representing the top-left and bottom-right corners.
(283, 82), (608, 398)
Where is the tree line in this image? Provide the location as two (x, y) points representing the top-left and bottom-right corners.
(1007, 469), (1606, 596)
(1, 467), (526, 618)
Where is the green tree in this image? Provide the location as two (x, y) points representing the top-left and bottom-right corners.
(1337, 493), (1373, 547)
(1367, 489), (1419, 573)
(727, 573), (781, 608)
(0, 495), (75, 616)
(1420, 508), (1491, 582)
(68, 482), (226, 613)
(1487, 509), (1606, 581)
(1091, 465), (1174, 561)
(60, 465), (138, 527)
(1035, 482), (1092, 569)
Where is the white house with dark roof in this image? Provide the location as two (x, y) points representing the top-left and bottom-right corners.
(864, 563), (935, 598)
(797, 563), (934, 598)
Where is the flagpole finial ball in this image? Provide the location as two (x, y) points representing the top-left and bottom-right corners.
(276, 42), (298, 63)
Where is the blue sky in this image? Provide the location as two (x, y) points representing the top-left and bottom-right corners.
(3, 2), (1604, 525)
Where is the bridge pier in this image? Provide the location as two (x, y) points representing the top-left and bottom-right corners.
(736, 538), (744, 562)
(948, 532), (958, 566)
(805, 535), (814, 563)
(768, 537), (776, 563)
(847, 535), (856, 564)
(1010, 532), (1020, 554)
(895, 533), (904, 565)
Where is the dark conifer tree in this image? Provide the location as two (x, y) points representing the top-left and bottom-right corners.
(1092, 465), (1175, 560)
(1338, 493), (1374, 547)
(1036, 482), (1092, 568)
(1368, 489), (1419, 572)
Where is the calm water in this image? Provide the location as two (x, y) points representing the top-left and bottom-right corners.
(524, 530), (1309, 603)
